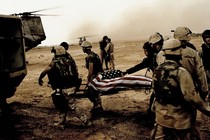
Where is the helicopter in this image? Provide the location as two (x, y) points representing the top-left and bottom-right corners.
(0, 8), (56, 113)
(76, 35), (97, 45)
(0, 14), (27, 112)
(12, 8), (56, 51)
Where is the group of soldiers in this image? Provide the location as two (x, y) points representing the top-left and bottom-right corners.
(99, 36), (115, 70)
(125, 27), (210, 139)
(38, 27), (210, 139)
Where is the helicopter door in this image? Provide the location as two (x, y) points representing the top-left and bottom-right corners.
(0, 15), (26, 72)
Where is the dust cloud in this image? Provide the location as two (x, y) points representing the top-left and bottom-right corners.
(68, 0), (210, 43)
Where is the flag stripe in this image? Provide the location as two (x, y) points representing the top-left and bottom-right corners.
(89, 74), (153, 92)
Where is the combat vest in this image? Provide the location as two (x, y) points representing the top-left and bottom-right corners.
(85, 52), (103, 76)
(153, 61), (184, 106)
(48, 56), (79, 90)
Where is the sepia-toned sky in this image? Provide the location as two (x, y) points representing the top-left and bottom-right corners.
(1, 0), (210, 45)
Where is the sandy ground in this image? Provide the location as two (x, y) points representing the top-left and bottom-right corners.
(0, 38), (210, 139)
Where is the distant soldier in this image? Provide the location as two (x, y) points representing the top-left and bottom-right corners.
(157, 26), (209, 101)
(38, 46), (85, 127)
(199, 30), (210, 89)
(152, 38), (210, 140)
(105, 38), (115, 70)
(81, 41), (104, 118)
(79, 38), (83, 46)
(99, 35), (109, 70)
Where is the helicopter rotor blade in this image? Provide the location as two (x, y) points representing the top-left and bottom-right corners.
(76, 34), (97, 39)
(16, 6), (61, 16)
(83, 35), (97, 38)
(27, 6), (61, 14)
(29, 13), (60, 16)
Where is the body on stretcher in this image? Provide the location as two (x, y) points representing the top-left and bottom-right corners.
(76, 74), (153, 96)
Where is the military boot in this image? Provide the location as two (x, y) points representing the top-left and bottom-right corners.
(54, 112), (67, 128)
(90, 102), (103, 119)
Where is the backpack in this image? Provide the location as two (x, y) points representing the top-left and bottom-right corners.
(48, 57), (79, 90)
(153, 61), (184, 106)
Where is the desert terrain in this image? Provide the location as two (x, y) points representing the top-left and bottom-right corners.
(0, 37), (210, 140)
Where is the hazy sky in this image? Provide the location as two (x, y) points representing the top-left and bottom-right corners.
(1, 0), (210, 45)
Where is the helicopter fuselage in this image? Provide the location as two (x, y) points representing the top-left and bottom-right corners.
(0, 14), (27, 100)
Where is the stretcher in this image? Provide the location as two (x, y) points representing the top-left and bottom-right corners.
(75, 74), (153, 98)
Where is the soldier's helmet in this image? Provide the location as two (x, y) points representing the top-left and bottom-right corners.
(149, 32), (164, 44)
(81, 41), (92, 49)
(202, 29), (210, 41)
(174, 26), (192, 41)
(60, 42), (69, 50)
(162, 38), (181, 55)
(103, 35), (108, 40)
(53, 46), (66, 56)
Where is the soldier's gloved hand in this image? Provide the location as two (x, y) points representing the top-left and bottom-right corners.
(38, 78), (43, 86)
(85, 84), (89, 90)
(206, 91), (210, 102)
(122, 71), (128, 76)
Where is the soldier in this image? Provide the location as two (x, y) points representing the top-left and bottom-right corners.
(151, 38), (210, 140)
(199, 30), (210, 89)
(59, 42), (80, 89)
(123, 33), (164, 116)
(157, 26), (209, 101)
(99, 35), (109, 70)
(81, 41), (104, 118)
(105, 38), (115, 70)
(60, 41), (69, 51)
(173, 26), (196, 50)
(38, 46), (85, 127)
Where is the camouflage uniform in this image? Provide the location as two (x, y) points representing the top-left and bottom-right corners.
(85, 51), (103, 78)
(125, 42), (156, 74)
(157, 47), (208, 100)
(157, 27), (208, 101)
(152, 39), (210, 140)
(105, 38), (115, 70)
(85, 51), (104, 112)
(99, 36), (108, 70)
(38, 46), (85, 127)
(152, 60), (210, 140)
(82, 41), (104, 117)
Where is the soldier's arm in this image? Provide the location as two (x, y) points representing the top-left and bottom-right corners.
(38, 62), (54, 86)
(87, 62), (94, 84)
(194, 52), (209, 100)
(156, 51), (165, 65)
(179, 68), (210, 117)
(126, 57), (149, 74)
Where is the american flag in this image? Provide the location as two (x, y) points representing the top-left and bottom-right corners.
(88, 70), (153, 92)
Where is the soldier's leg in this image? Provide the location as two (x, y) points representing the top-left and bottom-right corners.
(100, 50), (104, 66)
(110, 54), (115, 70)
(147, 92), (155, 113)
(64, 87), (91, 126)
(151, 124), (174, 140)
(52, 89), (68, 127)
(86, 86), (103, 118)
